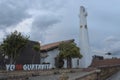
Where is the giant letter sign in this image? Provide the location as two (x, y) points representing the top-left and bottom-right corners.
(6, 64), (51, 71)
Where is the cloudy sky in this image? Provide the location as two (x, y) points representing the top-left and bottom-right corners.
(0, 0), (120, 55)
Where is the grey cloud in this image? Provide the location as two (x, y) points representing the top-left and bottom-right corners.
(30, 0), (65, 11)
(0, 0), (31, 28)
(32, 14), (61, 30)
(30, 30), (46, 43)
(104, 36), (119, 43)
(28, 0), (64, 42)
(0, 0), (64, 42)
(0, 0), (61, 27)
(30, 13), (61, 42)
(109, 41), (120, 54)
(103, 36), (120, 54)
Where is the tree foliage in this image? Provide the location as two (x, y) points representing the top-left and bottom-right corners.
(58, 41), (82, 68)
(59, 42), (82, 58)
(1, 31), (29, 64)
(33, 44), (40, 52)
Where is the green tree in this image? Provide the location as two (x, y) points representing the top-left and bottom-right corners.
(58, 42), (82, 68)
(55, 55), (64, 68)
(1, 31), (29, 64)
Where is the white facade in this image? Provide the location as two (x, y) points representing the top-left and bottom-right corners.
(41, 48), (80, 68)
(43, 49), (59, 68)
(79, 6), (92, 68)
(72, 58), (80, 68)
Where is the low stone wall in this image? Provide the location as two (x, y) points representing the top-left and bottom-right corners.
(98, 66), (120, 80)
(73, 66), (120, 80)
(0, 69), (82, 80)
(0, 67), (120, 80)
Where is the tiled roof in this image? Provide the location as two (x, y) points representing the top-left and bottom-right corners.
(90, 58), (120, 68)
(41, 39), (74, 52)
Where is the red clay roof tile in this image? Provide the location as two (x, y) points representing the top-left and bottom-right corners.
(41, 39), (74, 51)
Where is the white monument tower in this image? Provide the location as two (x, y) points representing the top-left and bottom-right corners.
(79, 6), (92, 68)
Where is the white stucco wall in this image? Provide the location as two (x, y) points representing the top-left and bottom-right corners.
(44, 49), (59, 68)
(63, 59), (67, 68)
(72, 58), (80, 68)
(41, 49), (80, 68)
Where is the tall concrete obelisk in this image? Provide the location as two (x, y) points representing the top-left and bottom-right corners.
(79, 6), (92, 68)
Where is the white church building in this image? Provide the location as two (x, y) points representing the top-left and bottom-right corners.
(40, 6), (93, 68)
(40, 39), (80, 68)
